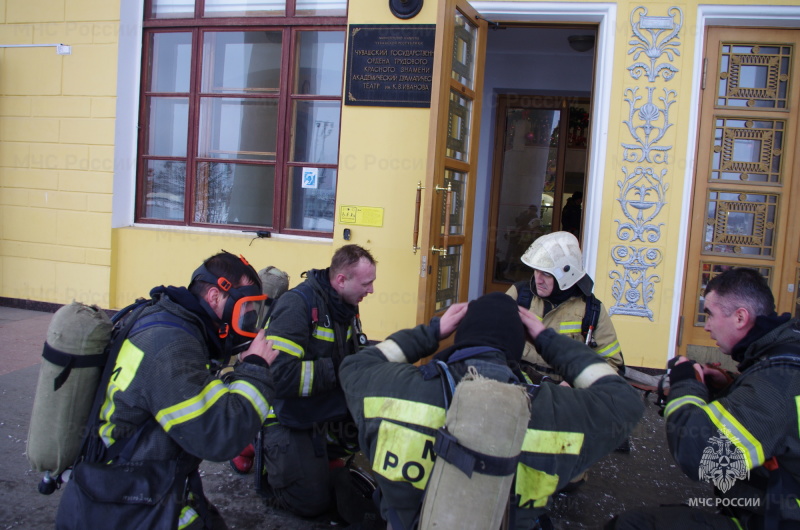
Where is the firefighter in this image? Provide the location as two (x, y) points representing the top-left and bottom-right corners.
(608, 267), (800, 529)
(260, 244), (377, 520)
(339, 292), (644, 529)
(507, 230), (624, 377)
(55, 251), (274, 530)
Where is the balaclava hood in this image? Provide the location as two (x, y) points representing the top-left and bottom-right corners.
(452, 292), (526, 363)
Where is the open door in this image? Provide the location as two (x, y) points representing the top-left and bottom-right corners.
(679, 27), (800, 355)
(418, 0), (487, 321)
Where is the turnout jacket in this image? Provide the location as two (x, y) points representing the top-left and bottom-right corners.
(506, 284), (624, 373)
(266, 269), (361, 428)
(93, 290), (271, 528)
(664, 317), (800, 526)
(339, 320), (643, 530)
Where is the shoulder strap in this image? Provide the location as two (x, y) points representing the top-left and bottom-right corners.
(514, 280), (534, 310)
(292, 283), (318, 325)
(581, 294), (602, 336)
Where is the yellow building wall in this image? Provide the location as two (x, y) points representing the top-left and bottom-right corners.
(0, 0), (120, 308)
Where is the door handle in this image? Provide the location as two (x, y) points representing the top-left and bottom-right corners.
(431, 182), (452, 257)
(412, 181), (424, 254)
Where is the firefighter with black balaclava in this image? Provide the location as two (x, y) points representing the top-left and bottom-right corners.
(55, 251), (274, 530)
(339, 292), (643, 530)
(507, 231), (624, 378)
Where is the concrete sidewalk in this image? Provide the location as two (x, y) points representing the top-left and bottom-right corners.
(0, 306), (714, 529)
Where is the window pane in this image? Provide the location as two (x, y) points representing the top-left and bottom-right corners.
(151, 0), (194, 18)
(296, 0), (347, 17)
(144, 160), (186, 220)
(195, 162), (274, 226)
(286, 167), (336, 232)
(198, 97), (278, 161)
(202, 31), (283, 94)
(290, 100), (341, 163)
(147, 97), (189, 157)
(149, 33), (192, 93)
(295, 31), (345, 95)
(204, 0), (285, 17)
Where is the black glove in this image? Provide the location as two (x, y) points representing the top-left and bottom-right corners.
(668, 359), (701, 386)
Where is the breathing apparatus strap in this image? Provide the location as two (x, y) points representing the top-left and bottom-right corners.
(42, 343), (107, 391)
(433, 426), (521, 478)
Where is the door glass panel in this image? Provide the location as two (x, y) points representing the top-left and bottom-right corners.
(441, 169), (466, 236)
(194, 162), (274, 226)
(204, 0), (285, 17)
(717, 43), (792, 109)
(694, 262), (773, 325)
(144, 160), (186, 220)
(435, 245), (461, 312)
(286, 167), (337, 232)
(202, 31), (283, 93)
(290, 100), (341, 164)
(487, 96), (591, 289)
(149, 33), (192, 93)
(198, 97), (278, 161)
(703, 190), (778, 257)
(146, 97), (189, 157)
(451, 11), (476, 88)
(446, 90), (471, 161)
(295, 31), (346, 95)
(712, 117), (784, 183)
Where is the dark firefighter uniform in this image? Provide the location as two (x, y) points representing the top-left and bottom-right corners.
(57, 287), (271, 530)
(611, 315), (800, 529)
(339, 295), (643, 530)
(263, 268), (362, 517)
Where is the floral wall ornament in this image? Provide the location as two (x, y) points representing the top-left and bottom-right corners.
(616, 166), (669, 243)
(622, 86), (676, 164)
(608, 245), (663, 320)
(627, 6), (683, 82)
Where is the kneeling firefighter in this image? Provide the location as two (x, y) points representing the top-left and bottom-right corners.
(339, 292), (643, 529)
(507, 231), (625, 380)
(54, 251), (275, 530)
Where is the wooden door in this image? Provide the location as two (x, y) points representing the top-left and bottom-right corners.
(680, 27), (800, 353)
(419, 0), (487, 320)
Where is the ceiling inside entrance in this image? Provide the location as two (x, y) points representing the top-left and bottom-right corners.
(486, 26), (597, 56)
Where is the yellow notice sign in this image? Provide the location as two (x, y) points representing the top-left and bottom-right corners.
(339, 205), (384, 227)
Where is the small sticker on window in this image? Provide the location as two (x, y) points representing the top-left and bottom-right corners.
(302, 168), (319, 189)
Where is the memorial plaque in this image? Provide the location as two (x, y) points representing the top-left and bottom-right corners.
(345, 24), (436, 108)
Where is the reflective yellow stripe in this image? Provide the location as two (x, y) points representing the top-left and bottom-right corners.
(521, 429), (584, 455)
(178, 506), (198, 529)
(229, 380), (270, 423)
(559, 321), (581, 334)
(347, 325), (353, 340)
(730, 517), (743, 530)
(705, 401), (764, 469)
(99, 339), (145, 446)
(268, 335), (304, 358)
(156, 380), (227, 432)
(515, 463), (559, 508)
(796, 396), (800, 438)
(299, 360), (314, 396)
(664, 395), (764, 469)
(663, 395), (707, 418)
(597, 340), (621, 358)
(364, 396), (446, 429)
(312, 326), (334, 342)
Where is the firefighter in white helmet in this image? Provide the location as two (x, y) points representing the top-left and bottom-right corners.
(506, 231), (624, 378)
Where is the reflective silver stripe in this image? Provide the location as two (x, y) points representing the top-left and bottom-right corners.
(597, 340), (621, 358)
(268, 335), (304, 358)
(572, 362), (617, 388)
(299, 360), (314, 396)
(178, 506), (198, 529)
(663, 395), (707, 418)
(704, 401), (764, 469)
(312, 326), (335, 342)
(229, 380), (270, 423)
(376, 339), (407, 363)
(156, 380), (227, 432)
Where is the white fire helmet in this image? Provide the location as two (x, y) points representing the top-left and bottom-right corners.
(521, 231), (587, 291)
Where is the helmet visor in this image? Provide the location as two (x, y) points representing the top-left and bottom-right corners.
(229, 288), (268, 338)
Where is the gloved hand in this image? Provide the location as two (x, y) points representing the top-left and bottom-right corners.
(667, 356), (704, 386)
